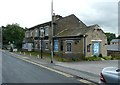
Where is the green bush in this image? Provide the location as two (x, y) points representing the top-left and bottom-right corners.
(102, 56), (111, 60)
(112, 56), (120, 60)
(85, 56), (101, 61)
(99, 54), (103, 57)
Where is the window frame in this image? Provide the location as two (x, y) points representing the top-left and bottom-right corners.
(34, 28), (38, 37)
(66, 41), (72, 53)
(45, 42), (49, 50)
(44, 26), (49, 36)
(40, 27), (44, 37)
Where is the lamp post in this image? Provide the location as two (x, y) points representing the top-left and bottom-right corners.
(40, 29), (44, 59)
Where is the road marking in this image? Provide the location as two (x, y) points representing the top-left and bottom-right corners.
(14, 56), (74, 78)
(77, 79), (95, 84)
(22, 58), (73, 78)
(23, 57), (29, 59)
(9, 52), (96, 84)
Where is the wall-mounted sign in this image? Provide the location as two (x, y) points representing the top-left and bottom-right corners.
(54, 40), (58, 51)
(92, 42), (100, 56)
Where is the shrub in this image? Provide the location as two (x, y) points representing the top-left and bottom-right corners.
(99, 54), (103, 57)
(112, 56), (120, 60)
(85, 56), (101, 61)
(93, 55), (97, 57)
(102, 56), (111, 60)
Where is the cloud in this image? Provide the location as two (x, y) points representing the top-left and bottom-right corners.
(0, 0), (119, 36)
(78, 1), (118, 35)
(53, 0), (118, 35)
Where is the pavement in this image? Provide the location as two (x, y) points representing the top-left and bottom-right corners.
(3, 50), (119, 84)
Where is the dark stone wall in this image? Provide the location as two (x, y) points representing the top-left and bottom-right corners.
(54, 52), (84, 60)
(107, 50), (120, 57)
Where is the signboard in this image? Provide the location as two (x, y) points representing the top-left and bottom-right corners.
(93, 42), (100, 55)
(54, 40), (58, 51)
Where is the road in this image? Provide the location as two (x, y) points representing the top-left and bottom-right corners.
(2, 52), (83, 84)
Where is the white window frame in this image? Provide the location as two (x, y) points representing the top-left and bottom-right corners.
(66, 41), (72, 53)
(40, 27), (44, 37)
(35, 29), (38, 37)
(30, 31), (33, 37)
(34, 40), (38, 49)
(25, 31), (29, 38)
(45, 42), (49, 50)
(44, 26), (49, 36)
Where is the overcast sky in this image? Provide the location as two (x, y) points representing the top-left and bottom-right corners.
(0, 0), (119, 36)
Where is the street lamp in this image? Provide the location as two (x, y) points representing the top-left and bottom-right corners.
(40, 29), (44, 59)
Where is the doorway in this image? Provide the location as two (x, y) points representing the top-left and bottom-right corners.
(92, 41), (101, 56)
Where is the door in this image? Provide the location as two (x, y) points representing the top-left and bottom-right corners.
(60, 40), (63, 51)
(92, 42), (100, 56)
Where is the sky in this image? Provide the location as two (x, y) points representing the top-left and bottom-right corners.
(0, 0), (119, 36)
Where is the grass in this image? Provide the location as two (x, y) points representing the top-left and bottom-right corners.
(85, 56), (101, 61)
(54, 56), (83, 62)
(17, 51), (51, 58)
(17, 51), (83, 62)
(17, 51), (120, 62)
(85, 56), (120, 61)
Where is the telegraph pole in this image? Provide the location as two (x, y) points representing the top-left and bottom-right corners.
(51, 0), (54, 63)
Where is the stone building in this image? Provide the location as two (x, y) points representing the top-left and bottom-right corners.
(107, 39), (120, 57)
(22, 14), (107, 58)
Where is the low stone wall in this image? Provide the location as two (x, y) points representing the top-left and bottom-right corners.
(107, 50), (120, 57)
(54, 52), (85, 60)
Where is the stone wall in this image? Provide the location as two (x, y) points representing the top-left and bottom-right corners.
(107, 50), (120, 57)
(86, 25), (107, 57)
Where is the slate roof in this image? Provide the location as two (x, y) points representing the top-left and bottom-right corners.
(54, 14), (90, 37)
(107, 39), (120, 51)
(55, 27), (89, 37)
(107, 45), (120, 51)
(26, 14), (105, 38)
(111, 39), (120, 43)
(28, 21), (51, 30)
(55, 24), (101, 37)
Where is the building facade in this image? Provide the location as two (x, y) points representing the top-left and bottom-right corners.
(22, 14), (107, 58)
(107, 39), (120, 57)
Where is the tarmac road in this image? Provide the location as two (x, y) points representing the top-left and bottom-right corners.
(2, 52), (84, 84)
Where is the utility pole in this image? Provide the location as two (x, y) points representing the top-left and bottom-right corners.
(51, 0), (54, 63)
(0, 27), (1, 49)
(40, 29), (44, 59)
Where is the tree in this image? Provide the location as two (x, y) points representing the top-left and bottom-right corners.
(105, 32), (116, 45)
(2, 23), (25, 49)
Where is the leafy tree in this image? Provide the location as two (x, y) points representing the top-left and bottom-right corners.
(105, 32), (116, 45)
(2, 23), (25, 49)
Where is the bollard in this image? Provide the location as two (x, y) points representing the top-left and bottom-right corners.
(20, 51), (21, 54)
(24, 52), (25, 55)
(37, 55), (39, 58)
(30, 53), (31, 56)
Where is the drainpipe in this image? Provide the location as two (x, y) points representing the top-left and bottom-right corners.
(83, 35), (86, 57)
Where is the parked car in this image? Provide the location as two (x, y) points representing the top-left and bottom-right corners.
(100, 67), (120, 84)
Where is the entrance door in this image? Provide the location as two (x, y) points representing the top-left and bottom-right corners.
(92, 42), (100, 56)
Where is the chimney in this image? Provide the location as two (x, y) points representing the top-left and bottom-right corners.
(54, 15), (62, 20)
